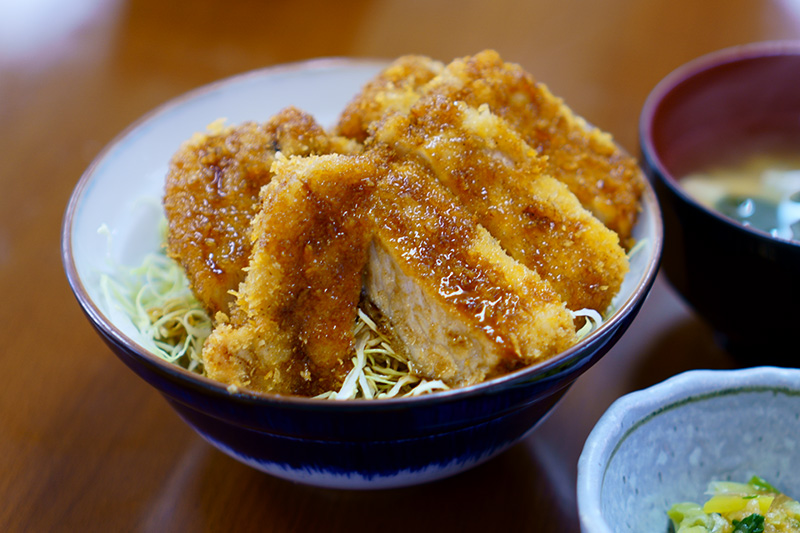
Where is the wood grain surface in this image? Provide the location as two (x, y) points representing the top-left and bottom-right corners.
(1, 0), (795, 531)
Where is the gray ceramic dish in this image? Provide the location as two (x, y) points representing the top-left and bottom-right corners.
(577, 366), (800, 533)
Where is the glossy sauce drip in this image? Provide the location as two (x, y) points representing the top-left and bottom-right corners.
(372, 155), (529, 354)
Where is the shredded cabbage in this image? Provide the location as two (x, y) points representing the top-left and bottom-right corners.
(98, 228), (624, 399)
(316, 309), (450, 400)
(572, 308), (604, 340)
(99, 238), (449, 399)
(100, 251), (210, 373)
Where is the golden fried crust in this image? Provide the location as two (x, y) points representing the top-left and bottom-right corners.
(335, 55), (444, 143)
(373, 94), (628, 313)
(425, 50), (645, 245)
(366, 148), (577, 386)
(163, 107), (361, 316)
(167, 50), (645, 396)
(202, 154), (377, 396)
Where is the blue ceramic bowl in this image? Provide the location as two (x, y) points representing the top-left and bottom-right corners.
(62, 58), (662, 489)
(640, 41), (800, 365)
(577, 366), (800, 533)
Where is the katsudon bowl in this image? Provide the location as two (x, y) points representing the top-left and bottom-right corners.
(62, 58), (663, 489)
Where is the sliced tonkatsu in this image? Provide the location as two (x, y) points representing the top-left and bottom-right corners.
(365, 148), (577, 387)
(202, 154), (377, 395)
(162, 50), (644, 397)
(425, 50), (645, 245)
(338, 50), (645, 245)
(164, 107), (360, 316)
(373, 93), (628, 314)
(335, 54), (444, 143)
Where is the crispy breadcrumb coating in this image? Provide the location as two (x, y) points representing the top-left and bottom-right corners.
(422, 50), (645, 245)
(373, 93), (628, 313)
(366, 148), (577, 387)
(160, 50), (643, 396)
(336, 55), (444, 142)
(164, 107), (360, 316)
(202, 154), (377, 395)
(338, 50), (645, 245)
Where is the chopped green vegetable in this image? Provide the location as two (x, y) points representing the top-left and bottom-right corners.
(668, 502), (714, 532)
(668, 477), (799, 533)
(732, 513), (765, 533)
(749, 476), (781, 494)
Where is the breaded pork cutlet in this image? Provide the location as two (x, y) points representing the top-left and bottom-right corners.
(163, 50), (644, 397)
(335, 55), (444, 143)
(373, 94), (628, 314)
(203, 146), (579, 392)
(366, 148), (577, 387)
(339, 50), (644, 245)
(202, 154), (377, 396)
(164, 107), (360, 316)
(425, 50), (645, 245)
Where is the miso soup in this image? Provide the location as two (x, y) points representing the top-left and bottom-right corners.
(681, 152), (800, 241)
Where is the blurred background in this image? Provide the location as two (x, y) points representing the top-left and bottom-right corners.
(1, 0), (798, 531)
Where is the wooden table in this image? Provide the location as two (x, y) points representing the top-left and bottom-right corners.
(1, 0), (795, 530)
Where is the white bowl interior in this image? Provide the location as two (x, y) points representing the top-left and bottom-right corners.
(66, 59), (661, 377)
(68, 60), (385, 344)
(608, 184), (659, 318)
(578, 367), (800, 533)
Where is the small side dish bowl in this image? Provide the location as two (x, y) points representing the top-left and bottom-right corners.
(640, 41), (800, 365)
(577, 366), (800, 533)
(63, 58), (662, 489)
